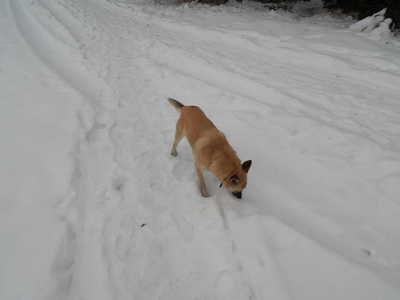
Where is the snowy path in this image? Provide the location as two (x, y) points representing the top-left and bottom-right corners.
(2, 0), (400, 299)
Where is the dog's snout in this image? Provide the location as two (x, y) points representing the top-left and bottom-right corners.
(232, 191), (242, 199)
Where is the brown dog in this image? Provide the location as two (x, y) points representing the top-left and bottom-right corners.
(168, 98), (252, 198)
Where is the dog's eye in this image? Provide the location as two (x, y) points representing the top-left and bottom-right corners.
(230, 178), (239, 185)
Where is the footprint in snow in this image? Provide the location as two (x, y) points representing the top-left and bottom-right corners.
(361, 248), (372, 257)
(112, 176), (126, 192)
(171, 211), (194, 242)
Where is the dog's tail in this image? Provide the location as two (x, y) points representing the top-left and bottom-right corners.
(167, 98), (184, 113)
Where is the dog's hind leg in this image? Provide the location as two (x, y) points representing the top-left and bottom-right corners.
(195, 165), (210, 197)
(171, 118), (184, 157)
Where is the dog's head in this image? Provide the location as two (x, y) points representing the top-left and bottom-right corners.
(222, 160), (252, 199)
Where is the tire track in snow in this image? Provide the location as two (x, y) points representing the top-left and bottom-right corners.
(10, 0), (116, 298)
(1, 1), (86, 298)
(10, 0), (112, 105)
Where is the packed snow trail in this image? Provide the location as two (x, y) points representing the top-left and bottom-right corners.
(2, 0), (400, 299)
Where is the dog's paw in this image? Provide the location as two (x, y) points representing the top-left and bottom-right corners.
(201, 188), (210, 198)
(171, 150), (177, 157)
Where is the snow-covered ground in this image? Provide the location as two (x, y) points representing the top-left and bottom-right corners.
(1, 0), (400, 299)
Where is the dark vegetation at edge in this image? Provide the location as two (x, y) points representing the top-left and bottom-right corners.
(186, 0), (400, 30)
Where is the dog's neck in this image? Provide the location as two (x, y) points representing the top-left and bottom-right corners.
(212, 157), (241, 185)
(209, 140), (241, 183)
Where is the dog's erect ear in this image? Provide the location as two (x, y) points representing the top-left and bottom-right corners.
(230, 175), (239, 185)
(242, 160), (252, 173)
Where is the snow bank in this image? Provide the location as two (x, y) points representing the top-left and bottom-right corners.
(350, 8), (395, 45)
(350, 8), (388, 33)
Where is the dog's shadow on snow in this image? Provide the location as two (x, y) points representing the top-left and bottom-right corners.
(171, 151), (222, 197)
(171, 152), (194, 181)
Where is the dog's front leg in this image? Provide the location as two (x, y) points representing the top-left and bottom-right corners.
(195, 165), (210, 197)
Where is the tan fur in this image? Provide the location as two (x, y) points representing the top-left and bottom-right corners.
(168, 98), (252, 198)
